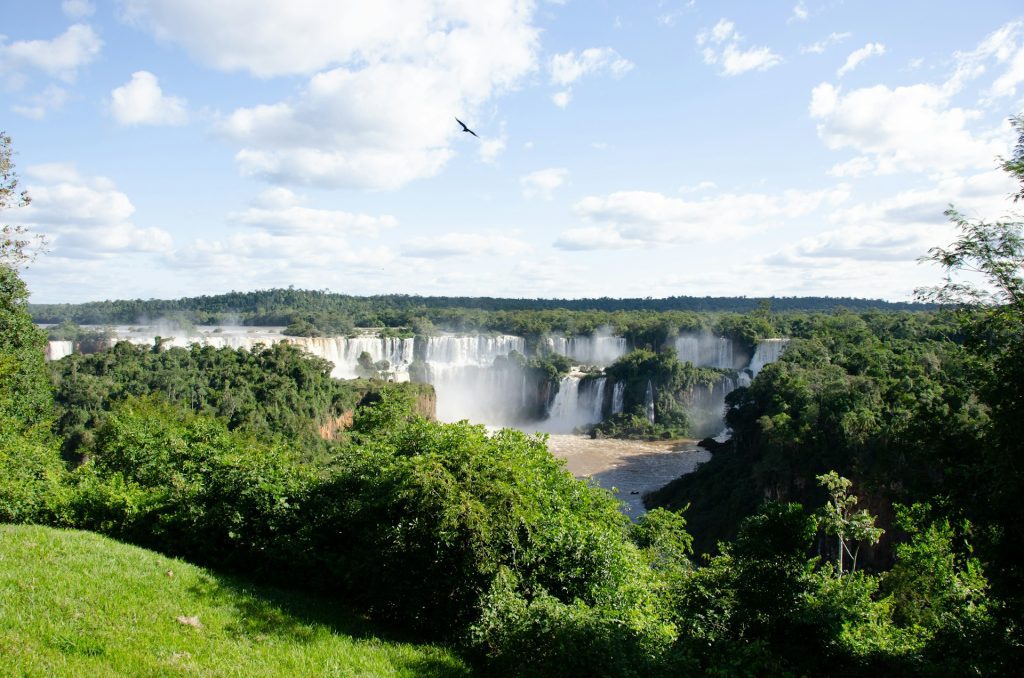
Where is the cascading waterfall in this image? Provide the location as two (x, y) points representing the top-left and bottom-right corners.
(644, 380), (655, 423)
(544, 374), (608, 433)
(43, 324), (792, 435)
(45, 341), (74, 361)
(747, 338), (789, 377)
(672, 333), (740, 369)
(611, 381), (625, 415)
(590, 377), (606, 422)
(544, 335), (628, 365)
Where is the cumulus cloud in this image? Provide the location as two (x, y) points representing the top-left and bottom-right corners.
(521, 167), (569, 200)
(169, 190), (398, 275)
(837, 42), (885, 77)
(228, 188), (397, 236)
(809, 79), (1009, 176)
(148, 2), (541, 189)
(698, 18), (782, 76)
(22, 165), (173, 258)
(555, 186), (849, 250)
(110, 71), (188, 126)
(763, 169), (1018, 268)
(790, 2), (808, 22)
(552, 91), (572, 108)
(1, 23), (102, 83)
(401, 232), (532, 258)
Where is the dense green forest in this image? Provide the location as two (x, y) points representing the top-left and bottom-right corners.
(5, 123), (1024, 675)
(30, 288), (934, 340)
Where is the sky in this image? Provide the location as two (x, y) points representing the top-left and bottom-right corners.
(3, 1), (1024, 304)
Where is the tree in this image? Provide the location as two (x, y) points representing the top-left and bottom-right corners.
(816, 471), (883, 575)
(1, 132), (43, 268)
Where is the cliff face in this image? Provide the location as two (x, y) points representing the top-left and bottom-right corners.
(318, 382), (437, 441)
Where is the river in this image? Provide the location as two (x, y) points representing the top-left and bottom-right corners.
(545, 435), (711, 519)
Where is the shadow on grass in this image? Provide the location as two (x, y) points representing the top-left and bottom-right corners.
(185, 569), (471, 678)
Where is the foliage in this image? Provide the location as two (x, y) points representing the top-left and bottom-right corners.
(594, 349), (729, 439)
(1, 132), (44, 268)
(48, 339), (429, 460)
(817, 471), (884, 574)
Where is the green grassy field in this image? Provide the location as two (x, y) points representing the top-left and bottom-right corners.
(0, 525), (470, 677)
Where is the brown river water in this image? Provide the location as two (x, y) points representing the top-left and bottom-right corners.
(544, 435), (711, 519)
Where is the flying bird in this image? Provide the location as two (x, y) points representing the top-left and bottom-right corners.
(455, 117), (479, 138)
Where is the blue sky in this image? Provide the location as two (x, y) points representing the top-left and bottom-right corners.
(4, 1), (1024, 303)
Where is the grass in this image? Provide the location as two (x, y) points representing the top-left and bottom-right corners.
(0, 524), (470, 677)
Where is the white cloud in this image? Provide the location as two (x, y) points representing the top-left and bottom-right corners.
(720, 44), (783, 76)
(0, 23), (102, 82)
(11, 85), (69, 119)
(697, 18), (782, 76)
(548, 47), (633, 107)
(169, 190), (399, 275)
(555, 186), (849, 250)
(679, 180), (718, 193)
(177, 2), (540, 189)
(521, 167), (569, 200)
(763, 169), (1018, 268)
(62, 1), (95, 18)
(802, 32), (851, 55)
(791, 2), (808, 22)
(550, 47), (633, 86)
(228, 189), (397, 236)
(809, 80), (1010, 176)
(22, 165), (172, 259)
(110, 71), (188, 126)
(401, 232), (532, 258)
(837, 42), (886, 77)
(479, 122), (508, 164)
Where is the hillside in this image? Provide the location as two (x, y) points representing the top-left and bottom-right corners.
(0, 525), (468, 677)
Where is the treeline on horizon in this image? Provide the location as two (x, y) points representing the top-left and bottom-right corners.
(30, 288), (935, 327)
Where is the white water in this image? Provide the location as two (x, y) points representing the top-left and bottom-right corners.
(544, 374), (607, 433)
(672, 333), (743, 369)
(747, 338), (789, 377)
(611, 381), (625, 415)
(544, 335), (628, 365)
(43, 326), (791, 436)
(45, 340), (74, 361)
(644, 380), (655, 423)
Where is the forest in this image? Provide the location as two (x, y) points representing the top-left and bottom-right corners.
(3, 120), (1024, 675)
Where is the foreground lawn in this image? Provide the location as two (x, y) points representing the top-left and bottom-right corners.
(0, 525), (470, 677)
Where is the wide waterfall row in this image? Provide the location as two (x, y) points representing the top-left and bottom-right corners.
(672, 333), (744, 369)
(43, 326), (790, 434)
(544, 336), (628, 366)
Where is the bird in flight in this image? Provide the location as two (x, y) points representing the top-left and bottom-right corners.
(455, 117), (479, 138)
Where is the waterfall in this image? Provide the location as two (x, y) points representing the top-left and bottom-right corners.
(543, 375), (609, 433)
(672, 333), (739, 369)
(644, 380), (655, 423)
(611, 381), (625, 415)
(747, 338), (789, 377)
(45, 340), (74, 361)
(544, 334), (628, 365)
(591, 377), (606, 422)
